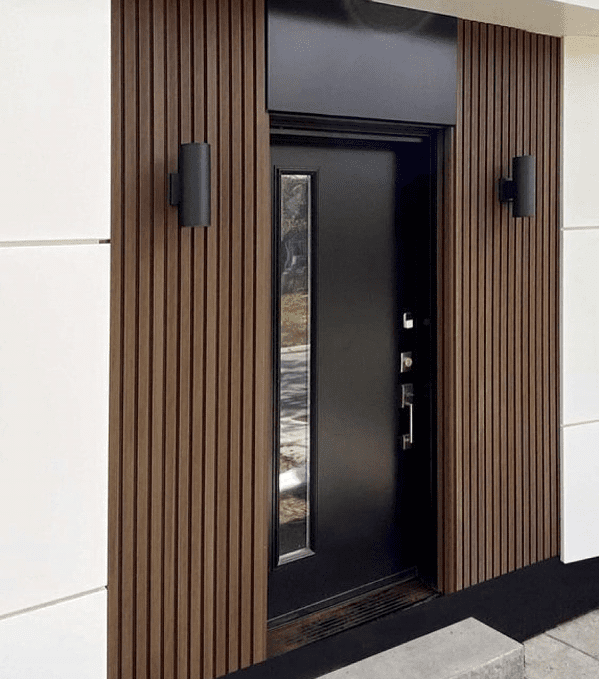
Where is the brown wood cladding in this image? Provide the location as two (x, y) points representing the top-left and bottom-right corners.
(108, 0), (271, 677)
(110, 4), (562, 675)
(437, 21), (561, 593)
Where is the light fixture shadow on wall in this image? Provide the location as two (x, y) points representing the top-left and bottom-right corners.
(168, 142), (211, 227)
(498, 154), (536, 218)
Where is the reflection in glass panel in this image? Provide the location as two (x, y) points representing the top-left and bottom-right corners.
(278, 173), (311, 563)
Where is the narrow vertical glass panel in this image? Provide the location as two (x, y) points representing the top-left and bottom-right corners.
(278, 173), (312, 564)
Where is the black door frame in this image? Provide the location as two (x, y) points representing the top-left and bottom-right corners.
(268, 113), (444, 620)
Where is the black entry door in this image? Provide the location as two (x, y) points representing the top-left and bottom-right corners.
(269, 136), (434, 621)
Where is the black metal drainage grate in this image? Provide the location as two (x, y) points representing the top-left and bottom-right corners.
(267, 577), (439, 657)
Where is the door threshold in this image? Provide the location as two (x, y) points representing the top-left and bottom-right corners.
(267, 574), (439, 658)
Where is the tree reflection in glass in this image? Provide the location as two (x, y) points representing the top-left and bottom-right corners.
(278, 173), (311, 562)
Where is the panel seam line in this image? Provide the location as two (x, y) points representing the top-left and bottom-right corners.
(544, 632), (600, 661)
(0, 587), (107, 621)
(0, 239), (110, 248)
(561, 419), (599, 428)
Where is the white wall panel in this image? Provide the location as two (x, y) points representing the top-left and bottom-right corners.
(0, 590), (106, 679)
(563, 37), (599, 228)
(561, 422), (600, 562)
(560, 35), (599, 564)
(0, 0), (110, 241)
(561, 228), (599, 424)
(0, 245), (109, 615)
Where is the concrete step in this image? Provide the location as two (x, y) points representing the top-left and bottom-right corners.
(318, 618), (524, 679)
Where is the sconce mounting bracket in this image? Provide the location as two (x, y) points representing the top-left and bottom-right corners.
(499, 177), (517, 203)
(168, 173), (181, 206)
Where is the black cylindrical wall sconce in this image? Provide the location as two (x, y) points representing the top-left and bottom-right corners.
(168, 142), (211, 227)
(499, 154), (536, 218)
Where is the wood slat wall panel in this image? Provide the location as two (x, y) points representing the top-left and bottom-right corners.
(111, 2), (561, 669)
(438, 20), (561, 592)
(109, 0), (270, 677)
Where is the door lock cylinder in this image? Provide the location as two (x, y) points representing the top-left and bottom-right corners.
(400, 351), (413, 373)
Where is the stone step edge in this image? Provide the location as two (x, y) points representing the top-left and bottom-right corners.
(318, 617), (524, 679)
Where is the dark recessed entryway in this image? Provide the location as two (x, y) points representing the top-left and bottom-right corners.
(268, 132), (438, 632)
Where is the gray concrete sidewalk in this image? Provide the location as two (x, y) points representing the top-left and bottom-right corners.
(524, 609), (598, 678)
(316, 609), (598, 679)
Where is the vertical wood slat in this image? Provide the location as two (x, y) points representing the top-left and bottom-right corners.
(521, 29), (532, 569)
(468, 20), (478, 587)
(438, 20), (560, 592)
(462, 18), (472, 590)
(214, 0), (231, 672)
(513, 28), (524, 572)
(480, 26), (496, 579)
(534, 32), (544, 564)
(541, 34), (552, 560)
(121, 1), (139, 675)
(476, 24), (487, 585)
(108, 0), (270, 677)
(241, 0), (258, 666)
(149, 2), (166, 677)
(176, 1), (193, 676)
(437, 119), (458, 592)
(500, 24), (509, 575)
(203, 1), (218, 674)
(253, 0), (271, 658)
(549, 39), (561, 557)
(491, 23), (502, 581)
(189, 3), (206, 674)
(136, 2), (152, 676)
(455, 18), (465, 592)
(506, 26), (517, 576)
(163, 2), (180, 675)
(108, 1), (124, 677)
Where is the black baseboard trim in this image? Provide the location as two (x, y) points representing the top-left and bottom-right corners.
(228, 556), (598, 679)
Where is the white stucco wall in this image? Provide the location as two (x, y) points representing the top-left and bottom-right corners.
(0, 0), (110, 241)
(0, 1), (110, 677)
(0, 1), (596, 677)
(560, 35), (599, 563)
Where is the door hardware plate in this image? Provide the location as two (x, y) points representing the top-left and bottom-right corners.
(400, 351), (413, 373)
(401, 383), (414, 449)
(402, 312), (414, 329)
